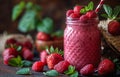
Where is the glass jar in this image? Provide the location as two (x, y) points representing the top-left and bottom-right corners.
(64, 18), (101, 70)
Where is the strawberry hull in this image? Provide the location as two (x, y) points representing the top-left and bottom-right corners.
(64, 18), (101, 70)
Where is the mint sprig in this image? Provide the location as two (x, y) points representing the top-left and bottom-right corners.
(102, 4), (120, 20)
(9, 56), (22, 67)
(64, 65), (78, 77)
(16, 68), (31, 75)
(80, 1), (94, 14)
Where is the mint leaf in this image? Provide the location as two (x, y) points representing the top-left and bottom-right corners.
(16, 68), (31, 75)
(112, 6), (120, 19)
(87, 1), (94, 11)
(12, 1), (25, 21)
(21, 60), (33, 67)
(64, 65), (75, 75)
(26, 2), (33, 9)
(9, 56), (22, 67)
(18, 10), (36, 32)
(70, 71), (78, 77)
(103, 4), (113, 18)
(80, 1), (94, 14)
(43, 70), (59, 77)
(37, 17), (54, 34)
(101, 14), (109, 18)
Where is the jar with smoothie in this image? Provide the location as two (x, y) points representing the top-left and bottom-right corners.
(64, 5), (101, 70)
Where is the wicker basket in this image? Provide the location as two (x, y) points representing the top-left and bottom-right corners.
(99, 20), (120, 55)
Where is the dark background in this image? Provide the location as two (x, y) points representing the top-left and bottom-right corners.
(0, 0), (120, 34)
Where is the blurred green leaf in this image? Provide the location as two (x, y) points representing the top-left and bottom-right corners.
(37, 17), (54, 34)
(16, 68), (31, 75)
(18, 10), (36, 32)
(52, 30), (64, 37)
(12, 1), (25, 21)
(26, 2), (33, 9)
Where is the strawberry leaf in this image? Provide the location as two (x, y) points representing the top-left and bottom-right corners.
(16, 68), (31, 75)
(51, 30), (64, 37)
(43, 70), (59, 77)
(101, 14), (109, 18)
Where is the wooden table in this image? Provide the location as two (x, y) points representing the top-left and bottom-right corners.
(0, 55), (69, 77)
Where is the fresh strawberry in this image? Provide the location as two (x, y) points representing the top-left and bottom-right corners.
(108, 20), (120, 35)
(47, 53), (63, 69)
(66, 10), (74, 17)
(98, 59), (115, 75)
(69, 13), (80, 18)
(36, 32), (51, 41)
(2, 48), (18, 57)
(3, 55), (15, 65)
(79, 15), (89, 22)
(22, 48), (33, 61)
(6, 38), (17, 45)
(86, 11), (97, 18)
(32, 61), (44, 72)
(73, 5), (83, 14)
(54, 60), (70, 73)
(40, 50), (48, 65)
(80, 64), (94, 76)
(23, 41), (33, 50)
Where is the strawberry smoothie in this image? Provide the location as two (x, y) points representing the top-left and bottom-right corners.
(64, 17), (101, 70)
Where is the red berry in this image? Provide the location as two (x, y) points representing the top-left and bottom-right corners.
(86, 11), (97, 18)
(66, 10), (74, 17)
(32, 61), (44, 72)
(36, 32), (51, 41)
(40, 50), (48, 65)
(47, 53), (63, 69)
(6, 38), (17, 45)
(69, 13), (80, 18)
(79, 15), (89, 23)
(98, 59), (115, 75)
(23, 41), (33, 50)
(73, 5), (83, 14)
(2, 48), (18, 57)
(54, 61), (70, 73)
(80, 64), (94, 76)
(22, 48), (33, 61)
(3, 55), (15, 65)
(108, 20), (120, 35)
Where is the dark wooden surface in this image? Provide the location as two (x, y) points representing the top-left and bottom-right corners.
(0, 55), (68, 77)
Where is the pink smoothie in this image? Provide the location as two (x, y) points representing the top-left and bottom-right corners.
(64, 18), (101, 70)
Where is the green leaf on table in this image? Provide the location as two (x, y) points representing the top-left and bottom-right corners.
(70, 71), (79, 77)
(21, 60), (33, 67)
(16, 68), (31, 75)
(80, 1), (94, 14)
(18, 10), (36, 32)
(64, 65), (75, 75)
(103, 4), (113, 18)
(9, 56), (22, 67)
(43, 70), (59, 77)
(37, 17), (54, 34)
(12, 1), (25, 21)
(51, 30), (64, 37)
